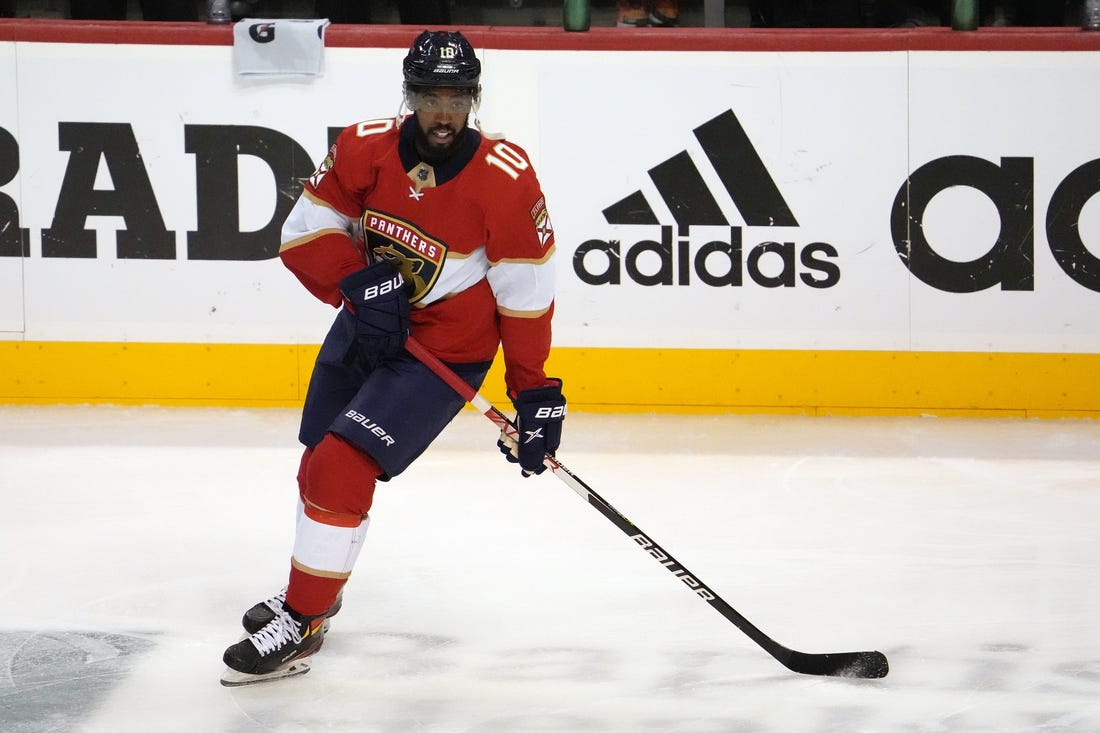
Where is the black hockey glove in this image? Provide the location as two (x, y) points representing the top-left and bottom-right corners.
(497, 379), (566, 477)
(339, 261), (411, 369)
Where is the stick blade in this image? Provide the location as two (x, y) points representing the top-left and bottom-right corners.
(784, 650), (889, 678)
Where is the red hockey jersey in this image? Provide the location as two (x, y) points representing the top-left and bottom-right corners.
(280, 116), (557, 394)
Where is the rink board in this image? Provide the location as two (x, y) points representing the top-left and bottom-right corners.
(0, 23), (1098, 414)
(2, 341), (1097, 417)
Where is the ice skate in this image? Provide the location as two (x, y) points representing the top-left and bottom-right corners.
(241, 586), (343, 635)
(220, 604), (327, 687)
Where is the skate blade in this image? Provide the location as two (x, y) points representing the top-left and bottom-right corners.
(219, 659), (311, 687)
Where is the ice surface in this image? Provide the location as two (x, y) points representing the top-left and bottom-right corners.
(1, 406), (1099, 732)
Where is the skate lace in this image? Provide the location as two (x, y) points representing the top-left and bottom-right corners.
(248, 608), (302, 655)
(263, 587), (288, 613)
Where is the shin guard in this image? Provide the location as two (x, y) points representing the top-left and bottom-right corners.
(287, 434), (381, 615)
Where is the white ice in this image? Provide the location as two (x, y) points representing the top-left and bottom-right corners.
(1, 405), (1099, 732)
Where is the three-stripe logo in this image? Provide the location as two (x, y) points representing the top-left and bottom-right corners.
(602, 109), (798, 229)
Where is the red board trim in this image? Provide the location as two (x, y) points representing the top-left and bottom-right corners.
(2, 18), (1100, 52)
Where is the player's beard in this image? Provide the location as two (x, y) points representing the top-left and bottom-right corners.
(414, 122), (468, 164)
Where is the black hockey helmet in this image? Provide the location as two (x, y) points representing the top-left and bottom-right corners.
(403, 30), (481, 89)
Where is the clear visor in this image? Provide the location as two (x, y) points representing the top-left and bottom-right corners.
(405, 88), (477, 115)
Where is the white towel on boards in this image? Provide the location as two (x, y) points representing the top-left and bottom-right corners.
(233, 18), (330, 77)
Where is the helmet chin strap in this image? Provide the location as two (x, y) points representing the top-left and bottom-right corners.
(472, 97), (504, 141)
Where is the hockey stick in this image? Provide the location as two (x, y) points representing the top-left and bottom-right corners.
(405, 337), (889, 679)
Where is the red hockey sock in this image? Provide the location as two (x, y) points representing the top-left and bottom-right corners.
(286, 565), (346, 617)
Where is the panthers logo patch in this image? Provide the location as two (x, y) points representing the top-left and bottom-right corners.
(360, 210), (447, 303)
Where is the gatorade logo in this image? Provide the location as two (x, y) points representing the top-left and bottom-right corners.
(249, 23), (276, 43)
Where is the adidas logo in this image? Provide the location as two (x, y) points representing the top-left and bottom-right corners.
(575, 109), (840, 289)
(603, 110), (798, 229)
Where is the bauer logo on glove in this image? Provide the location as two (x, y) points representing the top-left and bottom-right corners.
(534, 405), (567, 420)
(497, 379), (565, 477)
(358, 272), (404, 301)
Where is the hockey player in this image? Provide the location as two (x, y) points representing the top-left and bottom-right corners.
(221, 30), (565, 685)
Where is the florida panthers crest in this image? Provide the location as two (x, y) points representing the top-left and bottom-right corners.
(360, 210), (447, 303)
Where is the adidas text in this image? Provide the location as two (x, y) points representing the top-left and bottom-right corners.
(892, 154), (1100, 293)
(575, 226), (840, 289)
